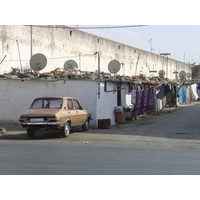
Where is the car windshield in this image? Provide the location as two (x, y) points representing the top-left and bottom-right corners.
(30, 98), (63, 109)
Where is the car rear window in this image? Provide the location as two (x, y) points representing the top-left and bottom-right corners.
(31, 98), (63, 109)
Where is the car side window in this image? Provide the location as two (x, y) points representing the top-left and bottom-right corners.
(31, 99), (43, 109)
(74, 100), (82, 110)
(67, 99), (74, 110)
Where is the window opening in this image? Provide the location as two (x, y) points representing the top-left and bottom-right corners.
(117, 85), (122, 106)
(74, 100), (82, 110)
(67, 99), (74, 110)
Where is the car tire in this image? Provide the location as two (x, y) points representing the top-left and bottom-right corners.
(27, 128), (36, 138)
(82, 119), (90, 131)
(61, 122), (70, 137)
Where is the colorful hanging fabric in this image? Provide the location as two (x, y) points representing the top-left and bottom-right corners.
(131, 87), (155, 117)
(177, 86), (187, 103)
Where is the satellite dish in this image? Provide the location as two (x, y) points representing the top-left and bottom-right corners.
(108, 60), (121, 74)
(64, 60), (78, 70)
(179, 71), (186, 80)
(30, 53), (47, 71)
(186, 72), (191, 78)
(158, 70), (165, 78)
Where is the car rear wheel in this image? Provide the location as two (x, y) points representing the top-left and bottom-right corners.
(82, 119), (90, 131)
(61, 122), (70, 137)
(27, 128), (36, 138)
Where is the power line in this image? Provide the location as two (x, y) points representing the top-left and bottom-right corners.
(24, 25), (147, 29)
(2, 53), (95, 63)
(69, 25), (147, 29)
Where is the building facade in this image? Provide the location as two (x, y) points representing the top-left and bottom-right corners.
(0, 25), (193, 126)
(0, 25), (191, 79)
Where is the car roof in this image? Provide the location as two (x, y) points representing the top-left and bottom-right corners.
(34, 96), (75, 99)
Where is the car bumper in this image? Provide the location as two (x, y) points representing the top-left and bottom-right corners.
(19, 121), (61, 126)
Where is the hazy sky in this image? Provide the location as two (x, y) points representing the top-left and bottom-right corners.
(75, 25), (200, 65)
(4, 1), (200, 66)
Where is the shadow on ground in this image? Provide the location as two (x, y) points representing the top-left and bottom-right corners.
(1, 104), (200, 141)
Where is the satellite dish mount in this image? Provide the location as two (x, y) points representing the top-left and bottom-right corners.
(30, 53), (47, 73)
(108, 60), (121, 76)
(158, 70), (165, 79)
(179, 71), (186, 81)
(64, 60), (78, 70)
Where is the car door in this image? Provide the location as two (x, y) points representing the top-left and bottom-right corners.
(73, 99), (87, 125)
(67, 99), (78, 126)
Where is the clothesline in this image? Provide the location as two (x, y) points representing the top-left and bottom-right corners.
(130, 82), (199, 118)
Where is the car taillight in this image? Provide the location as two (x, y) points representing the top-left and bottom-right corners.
(48, 118), (59, 122)
(19, 119), (26, 123)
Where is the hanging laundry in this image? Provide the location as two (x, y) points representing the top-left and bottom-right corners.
(163, 84), (170, 96)
(197, 82), (200, 89)
(131, 90), (137, 105)
(156, 85), (164, 99)
(177, 86), (187, 103)
(191, 83), (199, 100)
(131, 87), (155, 117)
(186, 86), (191, 104)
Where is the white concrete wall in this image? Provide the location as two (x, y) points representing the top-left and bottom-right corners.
(96, 82), (117, 125)
(0, 79), (130, 127)
(95, 82), (129, 125)
(0, 25), (191, 79)
(3, 77), (176, 126)
(0, 79), (98, 127)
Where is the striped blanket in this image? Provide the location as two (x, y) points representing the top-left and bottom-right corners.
(131, 87), (155, 117)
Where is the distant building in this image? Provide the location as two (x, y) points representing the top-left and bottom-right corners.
(191, 65), (200, 80)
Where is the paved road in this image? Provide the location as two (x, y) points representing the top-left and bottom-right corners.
(1, 139), (200, 175)
(1, 102), (200, 175)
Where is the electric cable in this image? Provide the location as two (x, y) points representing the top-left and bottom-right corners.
(24, 25), (147, 29)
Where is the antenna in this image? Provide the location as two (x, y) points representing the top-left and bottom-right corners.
(30, 53), (47, 71)
(108, 60), (121, 74)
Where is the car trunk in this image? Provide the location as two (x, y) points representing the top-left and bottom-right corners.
(20, 109), (61, 117)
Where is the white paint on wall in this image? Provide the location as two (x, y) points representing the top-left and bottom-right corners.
(0, 25), (191, 80)
(0, 79), (129, 127)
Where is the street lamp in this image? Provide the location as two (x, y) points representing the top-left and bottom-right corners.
(160, 53), (171, 78)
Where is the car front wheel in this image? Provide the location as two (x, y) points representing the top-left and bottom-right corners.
(27, 128), (36, 138)
(61, 122), (70, 137)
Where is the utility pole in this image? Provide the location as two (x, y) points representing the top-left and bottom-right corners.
(30, 25), (33, 58)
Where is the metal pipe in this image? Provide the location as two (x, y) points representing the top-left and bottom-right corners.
(0, 55), (7, 65)
(16, 40), (22, 71)
(95, 51), (101, 99)
(30, 25), (33, 58)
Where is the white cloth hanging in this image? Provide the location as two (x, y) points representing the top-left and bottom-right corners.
(191, 84), (198, 100)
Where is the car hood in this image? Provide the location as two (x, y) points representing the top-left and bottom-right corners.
(20, 109), (60, 117)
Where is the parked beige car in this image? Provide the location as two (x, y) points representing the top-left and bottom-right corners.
(18, 96), (92, 138)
